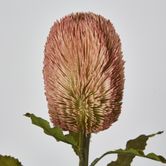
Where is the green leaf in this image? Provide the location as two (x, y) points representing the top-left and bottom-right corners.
(90, 131), (166, 166)
(68, 131), (80, 155)
(25, 113), (79, 155)
(126, 131), (163, 150)
(90, 149), (166, 166)
(108, 131), (164, 166)
(0, 155), (22, 166)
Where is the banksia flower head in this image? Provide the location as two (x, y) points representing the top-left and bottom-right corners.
(43, 12), (124, 134)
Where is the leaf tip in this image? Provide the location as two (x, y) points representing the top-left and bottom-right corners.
(24, 113), (31, 117)
(157, 131), (164, 134)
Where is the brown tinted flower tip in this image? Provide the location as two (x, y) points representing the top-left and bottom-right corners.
(43, 12), (125, 134)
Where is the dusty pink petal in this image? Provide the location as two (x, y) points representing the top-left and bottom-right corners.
(43, 12), (125, 133)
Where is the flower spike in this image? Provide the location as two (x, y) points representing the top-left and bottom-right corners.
(43, 12), (125, 133)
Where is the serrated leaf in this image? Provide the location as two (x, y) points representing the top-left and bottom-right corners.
(90, 131), (165, 166)
(126, 131), (163, 150)
(0, 155), (22, 166)
(90, 149), (166, 166)
(68, 131), (80, 155)
(108, 131), (164, 166)
(25, 113), (79, 155)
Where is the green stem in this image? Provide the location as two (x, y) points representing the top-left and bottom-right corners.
(79, 131), (91, 166)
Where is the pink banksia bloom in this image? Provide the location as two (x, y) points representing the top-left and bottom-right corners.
(43, 12), (124, 134)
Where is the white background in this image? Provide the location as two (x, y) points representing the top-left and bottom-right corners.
(0, 0), (166, 166)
